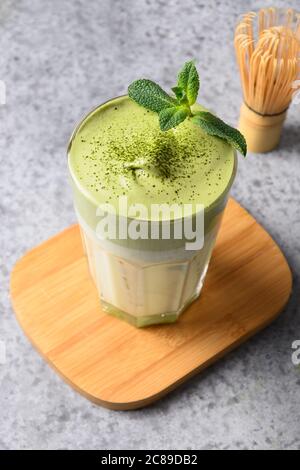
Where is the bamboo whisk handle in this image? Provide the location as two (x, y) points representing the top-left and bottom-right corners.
(239, 103), (287, 153)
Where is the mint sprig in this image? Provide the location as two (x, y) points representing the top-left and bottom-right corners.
(128, 61), (247, 157)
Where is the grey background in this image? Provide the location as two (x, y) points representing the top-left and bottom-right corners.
(1, 0), (300, 450)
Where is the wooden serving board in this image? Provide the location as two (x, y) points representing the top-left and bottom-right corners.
(10, 199), (292, 410)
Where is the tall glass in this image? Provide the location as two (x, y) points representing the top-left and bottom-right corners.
(68, 98), (237, 327)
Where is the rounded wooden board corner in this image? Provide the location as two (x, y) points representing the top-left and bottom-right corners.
(10, 199), (292, 410)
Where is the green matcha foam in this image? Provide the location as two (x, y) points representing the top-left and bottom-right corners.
(68, 95), (236, 223)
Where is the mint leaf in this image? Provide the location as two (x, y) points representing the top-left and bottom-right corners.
(177, 61), (199, 106)
(172, 86), (189, 106)
(159, 107), (189, 131)
(128, 79), (177, 113)
(171, 86), (184, 100)
(192, 111), (247, 156)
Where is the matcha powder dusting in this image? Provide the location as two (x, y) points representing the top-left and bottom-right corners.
(69, 95), (235, 212)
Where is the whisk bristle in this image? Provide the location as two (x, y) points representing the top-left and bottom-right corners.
(235, 8), (300, 115)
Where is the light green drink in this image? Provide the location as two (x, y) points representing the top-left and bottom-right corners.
(68, 95), (237, 327)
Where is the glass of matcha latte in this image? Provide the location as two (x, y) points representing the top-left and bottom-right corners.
(68, 62), (246, 327)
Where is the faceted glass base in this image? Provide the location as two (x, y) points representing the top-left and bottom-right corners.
(101, 292), (200, 328)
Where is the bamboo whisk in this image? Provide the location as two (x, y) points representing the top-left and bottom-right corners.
(235, 8), (300, 153)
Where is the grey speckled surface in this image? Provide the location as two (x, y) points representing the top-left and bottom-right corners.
(0, 0), (300, 450)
